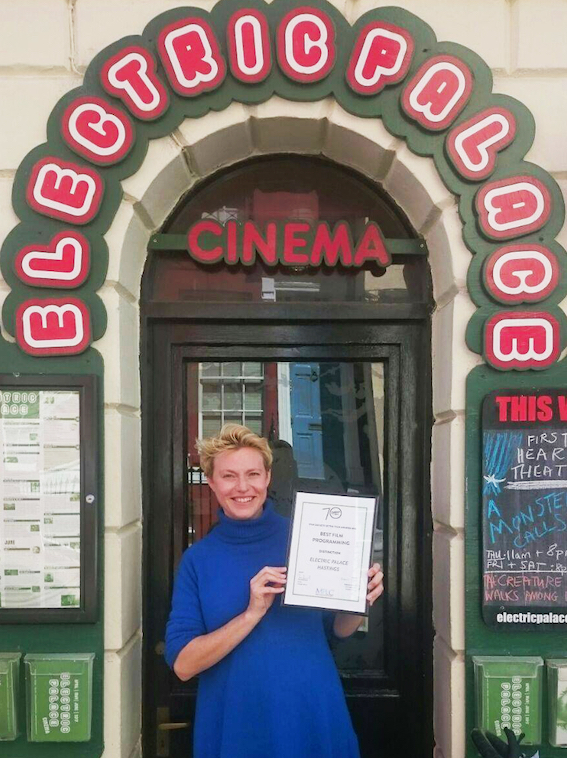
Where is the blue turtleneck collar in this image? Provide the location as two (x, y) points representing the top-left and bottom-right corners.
(213, 498), (282, 544)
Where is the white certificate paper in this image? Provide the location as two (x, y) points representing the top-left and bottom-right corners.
(283, 492), (377, 614)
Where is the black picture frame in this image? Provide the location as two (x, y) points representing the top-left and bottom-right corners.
(283, 491), (379, 615)
(0, 374), (98, 624)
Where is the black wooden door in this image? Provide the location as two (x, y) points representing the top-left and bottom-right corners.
(142, 320), (432, 758)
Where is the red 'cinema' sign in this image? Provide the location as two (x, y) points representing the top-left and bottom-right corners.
(186, 220), (392, 269)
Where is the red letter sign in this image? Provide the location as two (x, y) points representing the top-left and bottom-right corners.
(26, 157), (104, 225)
(187, 220), (224, 263)
(15, 231), (90, 289)
(227, 9), (271, 83)
(484, 311), (560, 370)
(61, 96), (134, 165)
(402, 55), (473, 130)
(446, 107), (516, 181)
(16, 298), (92, 356)
(158, 18), (226, 96)
(347, 21), (414, 95)
(476, 176), (552, 240)
(484, 244), (560, 304)
(277, 7), (335, 83)
(101, 46), (169, 121)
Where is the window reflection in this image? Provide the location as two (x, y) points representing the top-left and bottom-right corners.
(187, 359), (386, 673)
(145, 157), (431, 307)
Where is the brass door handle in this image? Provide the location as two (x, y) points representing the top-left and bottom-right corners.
(158, 722), (191, 730)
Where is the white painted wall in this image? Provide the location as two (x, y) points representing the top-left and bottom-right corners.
(0, 2), (566, 757)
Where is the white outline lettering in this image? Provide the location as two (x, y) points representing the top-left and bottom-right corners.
(284, 13), (329, 76)
(483, 182), (546, 232)
(353, 27), (407, 89)
(409, 61), (467, 123)
(67, 103), (127, 158)
(22, 304), (85, 349)
(33, 164), (97, 218)
(492, 251), (553, 296)
(21, 237), (84, 282)
(164, 23), (219, 89)
(108, 52), (162, 113)
(492, 317), (555, 363)
(234, 15), (265, 77)
(454, 113), (511, 173)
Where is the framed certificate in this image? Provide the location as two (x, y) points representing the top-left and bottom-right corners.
(283, 492), (378, 615)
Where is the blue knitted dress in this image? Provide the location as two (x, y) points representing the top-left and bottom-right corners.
(165, 499), (361, 758)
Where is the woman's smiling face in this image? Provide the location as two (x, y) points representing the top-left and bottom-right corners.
(207, 446), (271, 520)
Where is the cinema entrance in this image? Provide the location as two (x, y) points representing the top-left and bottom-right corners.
(141, 156), (434, 757)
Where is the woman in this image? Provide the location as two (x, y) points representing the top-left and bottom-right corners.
(165, 424), (384, 758)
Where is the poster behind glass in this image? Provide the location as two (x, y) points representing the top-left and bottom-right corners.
(0, 389), (81, 610)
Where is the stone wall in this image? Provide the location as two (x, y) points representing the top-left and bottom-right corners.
(1, 2), (566, 757)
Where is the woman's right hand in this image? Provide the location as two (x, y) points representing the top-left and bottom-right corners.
(246, 566), (287, 621)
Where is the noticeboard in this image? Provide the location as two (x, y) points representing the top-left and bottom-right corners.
(0, 375), (98, 623)
(482, 389), (567, 628)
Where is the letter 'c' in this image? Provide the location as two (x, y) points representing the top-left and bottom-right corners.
(277, 8), (335, 83)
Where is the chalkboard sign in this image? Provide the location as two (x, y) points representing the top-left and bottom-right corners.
(483, 389), (567, 627)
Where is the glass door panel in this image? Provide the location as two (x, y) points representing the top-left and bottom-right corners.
(186, 359), (386, 675)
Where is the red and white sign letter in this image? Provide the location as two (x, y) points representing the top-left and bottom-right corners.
(476, 176), (552, 240)
(347, 21), (414, 95)
(484, 244), (560, 304)
(15, 231), (91, 289)
(101, 46), (169, 121)
(446, 107), (516, 180)
(485, 311), (560, 370)
(227, 9), (271, 83)
(277, 7), (335, 83)
(16, 298), (92, 356)
(158, 18), (226, 96)
(26, 157), (104, 225)
(61, 96), (135, 165)
(402, 55), (473, 130)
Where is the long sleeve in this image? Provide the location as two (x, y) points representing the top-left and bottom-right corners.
(164, 550), (206, 669)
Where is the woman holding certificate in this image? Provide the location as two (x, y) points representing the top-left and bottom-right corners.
(165, 424), (384, 758)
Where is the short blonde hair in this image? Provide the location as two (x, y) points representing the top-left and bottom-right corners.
(196, 423), (273, 477)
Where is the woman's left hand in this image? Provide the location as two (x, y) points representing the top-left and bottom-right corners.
(367, 563), (384, 606)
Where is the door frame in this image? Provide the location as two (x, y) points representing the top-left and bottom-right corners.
(141, 311), (433, 758)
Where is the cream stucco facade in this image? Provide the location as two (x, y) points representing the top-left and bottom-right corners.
(1, 1), (566, 757)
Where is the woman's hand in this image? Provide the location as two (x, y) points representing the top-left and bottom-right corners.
(367, 562), (384, 606)
(246, 566), (287, 621)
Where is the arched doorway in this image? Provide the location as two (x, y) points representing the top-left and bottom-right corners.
(141, 155), (433, 757)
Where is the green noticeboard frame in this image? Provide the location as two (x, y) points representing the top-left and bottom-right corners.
(0, 374), (99, 625)
(0, 353), (103, 758)
(467, 365), (567, 758)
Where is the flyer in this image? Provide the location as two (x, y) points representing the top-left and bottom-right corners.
(0, 390), (81, 610)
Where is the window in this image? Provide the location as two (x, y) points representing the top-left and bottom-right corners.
(199, 362), (264, 438)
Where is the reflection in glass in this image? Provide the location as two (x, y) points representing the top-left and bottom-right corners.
(145, 157), (432, 308)
(190, 359), (385, 673)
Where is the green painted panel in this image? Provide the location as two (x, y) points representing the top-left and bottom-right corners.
(467, 364), (567, 757)
(0, 335), (104, 758)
